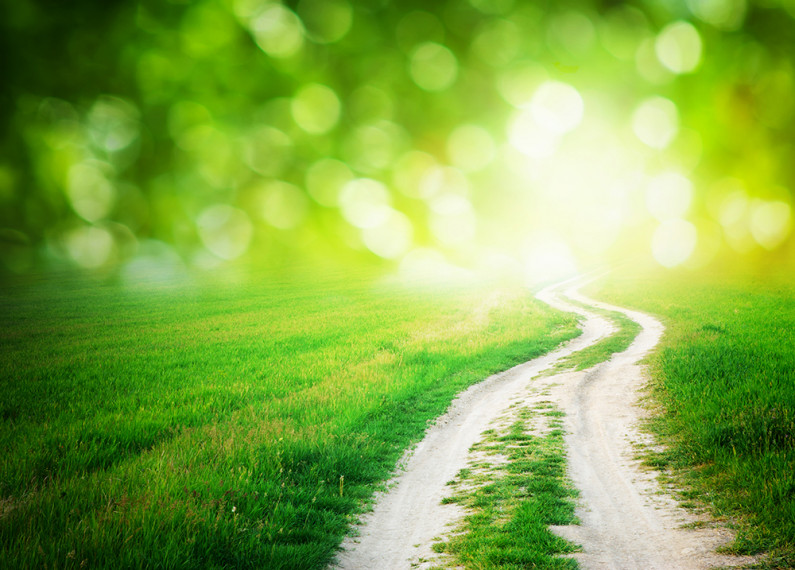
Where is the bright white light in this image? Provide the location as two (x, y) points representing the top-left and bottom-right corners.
(429, 194), (476, 246)
(398, 247), (473, 284)
(508, 110), (560, 158)
(651, 218), (697, 267)
(523, 235), (578, 284)
(530, 81), (584, 134)
(646, 172), (692, 220)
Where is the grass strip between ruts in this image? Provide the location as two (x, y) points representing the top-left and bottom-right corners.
(545, 299), (641, 374)
(431, 402), (579, 569)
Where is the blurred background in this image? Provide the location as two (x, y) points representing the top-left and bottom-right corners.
(1, 0), (793, 284)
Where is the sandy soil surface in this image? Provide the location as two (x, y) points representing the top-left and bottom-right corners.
(332, 275), (755, 570)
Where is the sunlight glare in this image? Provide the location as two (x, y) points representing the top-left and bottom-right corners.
(429, 194), (477, 246)
(508, 110), (559, 158)
(530, 81), (584, 134)
(646, 172), (693, 220)
(398, 247), (474, 284)
(651, 218), (697, 267)
(523, 236), (578, 285)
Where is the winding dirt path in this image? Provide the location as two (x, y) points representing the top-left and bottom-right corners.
(333, 275), (753, 569)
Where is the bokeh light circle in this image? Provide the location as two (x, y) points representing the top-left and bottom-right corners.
(655, 21), (702, 74)
(632, 96), (679, 149)
(530, 81), (584, 135)
(67, 162), (117, 222)
(362, 209), (413, 259)
(250, 4), (305, 59)
(196, 204), (253, 260)
(687, 0), (746, 31)
(291, 83), (341, 134)
(750, 200), (791, 250)
(409, 42), (458, 92)
(297, 0), (352, 44)
(339, 178), (393, 229)
(256, 181), (308, 230)
(306, 158), (353, 207)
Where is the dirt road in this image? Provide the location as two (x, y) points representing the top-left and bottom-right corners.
(333, 275), (752, 569)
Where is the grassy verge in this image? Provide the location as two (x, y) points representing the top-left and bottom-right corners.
(588, 261), (795, 568)
(0, 267), (579, 569)
(433, 402), (579, 568)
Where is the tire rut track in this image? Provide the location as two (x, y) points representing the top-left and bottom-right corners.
(333, 274), (754, 569)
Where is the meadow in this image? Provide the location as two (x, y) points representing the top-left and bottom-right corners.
(0, 267), (579, 569)
(588, 260), (795, 568)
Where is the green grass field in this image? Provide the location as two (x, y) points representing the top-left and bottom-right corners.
(3, 259), (793, 569)
(588, 261), (795, 568)
(0, 268), (579, 569)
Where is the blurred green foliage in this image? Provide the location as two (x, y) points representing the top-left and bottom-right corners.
(1, 0), (794, 278)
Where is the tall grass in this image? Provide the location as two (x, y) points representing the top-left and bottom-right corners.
(589, 261), (795, 567)
(0, 267), (579, 569)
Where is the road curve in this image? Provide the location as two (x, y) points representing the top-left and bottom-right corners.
(332, 274), (751, 570)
